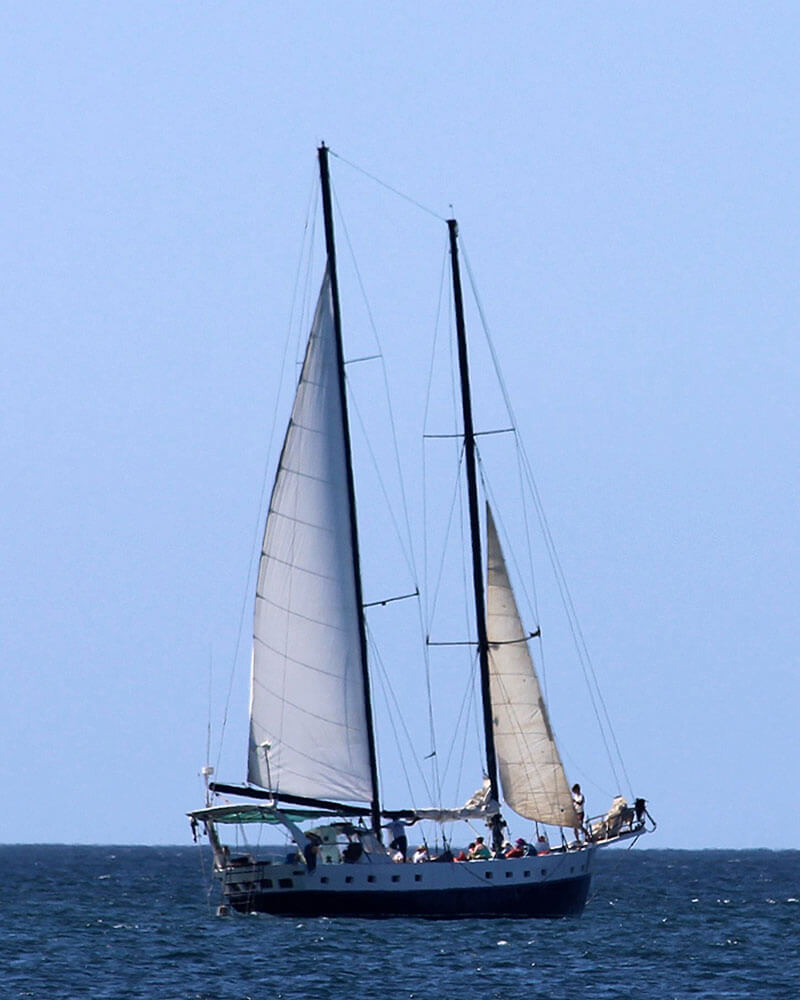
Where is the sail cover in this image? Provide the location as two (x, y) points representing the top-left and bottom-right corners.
(486, 506), (577, 827)
(247, 271), (374, 803)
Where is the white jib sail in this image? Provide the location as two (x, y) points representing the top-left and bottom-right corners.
(486, 505), (577, 827)
(247, 271), (374, 803)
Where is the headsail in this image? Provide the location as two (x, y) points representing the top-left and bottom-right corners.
(247, 271), (374, 803)
(486, 505), (577, 827)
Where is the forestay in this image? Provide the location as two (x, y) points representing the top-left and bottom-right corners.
(486, 506), (577, 827)
(247, 271), (374, 803)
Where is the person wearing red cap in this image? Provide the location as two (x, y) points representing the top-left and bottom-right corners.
(504, 837), (527, 858)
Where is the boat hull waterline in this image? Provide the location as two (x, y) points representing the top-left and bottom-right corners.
(219, 850), (594, 919)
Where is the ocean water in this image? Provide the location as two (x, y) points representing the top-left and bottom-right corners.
(2, 846), (798, 999)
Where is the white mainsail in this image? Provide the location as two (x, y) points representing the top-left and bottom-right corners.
(247, 271), (374, 803)
(486, 506), (577, 827)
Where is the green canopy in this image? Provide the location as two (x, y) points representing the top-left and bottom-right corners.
(188, 803), (345, 825)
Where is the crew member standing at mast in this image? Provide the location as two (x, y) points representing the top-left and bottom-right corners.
(572, 783), (586, 842)
(384, 817), (415, 860)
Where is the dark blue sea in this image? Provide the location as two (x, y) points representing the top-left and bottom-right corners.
(2, 846), (798, 999)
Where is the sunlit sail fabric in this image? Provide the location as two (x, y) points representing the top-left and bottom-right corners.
(486, 506), (577, 827)
(247, 271), (373, 803)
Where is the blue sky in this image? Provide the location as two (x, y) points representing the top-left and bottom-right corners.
(2, 3), (798, 848)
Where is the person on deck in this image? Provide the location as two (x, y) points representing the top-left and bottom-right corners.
(302, 832), (321, 873)
(572, 783), (586, 842)
(342, 829), (363, 864)
(412, 844), (429, 863)
(383, 816), (416, 861)
(536, 832), (550, 854)
(469, 837), (491, 860)
(504, 838), (527, 858)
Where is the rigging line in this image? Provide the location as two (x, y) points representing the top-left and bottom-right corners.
(421, 240), (451, 434)
(440, 650), (479, 789)
(510, 442), (623, 791)
(460, 242), (517, 426)
(456, 667), (479, 806)
(462, 242), (632, 797)
(469, 654), (485, 778)
(420, 241), (451, 805)
(206, 646), (213, 768)
(521, 448), (631, 794)
(329, 149), (448, 222)
(347, 387), (418, 584)
(215, 167), (319, 772)
(348, 392), (419, 588)
(368, 625), (434, 807)
(332, 170), (444, 803)
(521, 448), (626, 794)
(425, 442), (467, 630)
(559, 745), (618, 802)
(422, 239), (461, 648)
(421, 241), (450, 639)
(452, 679), (474, 816)
(514, 429), (546, 697)
(332, 184), (423, 608)
(438, 674), (472, 785)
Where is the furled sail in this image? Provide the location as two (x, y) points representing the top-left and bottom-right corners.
(486, 506), (577, 827)
(247, 271), (373, 803)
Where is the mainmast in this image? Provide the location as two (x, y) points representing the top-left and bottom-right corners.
(318, 144), (382, 838)
(447, 218), (504, 853)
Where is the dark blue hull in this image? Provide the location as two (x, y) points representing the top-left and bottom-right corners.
(225, 872), (591, 919)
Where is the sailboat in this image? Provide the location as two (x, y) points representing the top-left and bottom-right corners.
(189, 145), (654, 919)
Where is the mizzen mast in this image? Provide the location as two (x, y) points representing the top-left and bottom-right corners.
(447, 218), (504, 853)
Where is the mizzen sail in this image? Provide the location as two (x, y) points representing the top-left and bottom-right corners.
(486, 505), (577, 827)
(247, 271), (374, 803)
